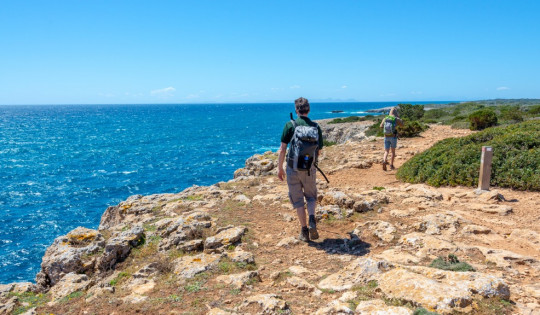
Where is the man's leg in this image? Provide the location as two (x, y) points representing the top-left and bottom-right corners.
(390, 147), (396, 169)
(302, 168), (319, 240)
(296, 206), (307, 227)
(383, 138), (390, 171)
(286, 167), (310, 241)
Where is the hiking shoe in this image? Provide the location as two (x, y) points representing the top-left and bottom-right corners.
(299, 226), (310, 242)
(382, 161), (387, 171)
(390, 165), (396, 170)
(308, 215), (319, 240)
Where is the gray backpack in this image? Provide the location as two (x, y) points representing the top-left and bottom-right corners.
(383, 115), (397, 136)
(287, 115), (319, 174)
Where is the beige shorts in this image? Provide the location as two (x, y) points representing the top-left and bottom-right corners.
(286, 166), (317, 211)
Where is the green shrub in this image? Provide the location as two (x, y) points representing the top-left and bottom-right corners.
(499, 106), (524, 123)
(365, 119), (384, 137)
(398, 104), (425, 121)
(413, 308), (440, 315)
(468, 109), (498, 130)
(423, 108), (446, 120)
(429, 254), (475, 272)
(323, 140), (337, 147)
(397, 120), (540, 191)
(397, 121), (428, 137)
(527, 104), (540, 116)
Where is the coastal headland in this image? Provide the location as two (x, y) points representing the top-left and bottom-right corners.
(1, 120), (539, 315)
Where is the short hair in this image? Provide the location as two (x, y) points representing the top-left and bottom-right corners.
(389, 107), (399, 117)
(295, 97), (310, 115)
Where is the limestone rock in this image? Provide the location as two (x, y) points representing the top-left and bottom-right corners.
(460, 224), (491, 235)
(466, 203), (513, 215)
(205, 226), (247, 249)
(352, 220), (397, 243)
(319, 121), (368, 144)
(399, 232), (457, 258)
(233, 194), (251, 204)
(508, 229), (540, 249)
(215, 271), (260, 289)
(226, 249), (255, 264)
(99, 193), (179, 230)
(207, 308), (238, 315)
(286, 276), (316, 291)
(35, 227), (106, 290)
(241, 294), (289, 314)
(376, 248), (420, 265)
(378, 267), (509, 313)
(314, 300), (354, 314)
(173, 253), (222, 278)
(276, 237), (300, 248)
(234, 152), (277, 178)
(129, 279), (156, 295)
(288, 265), (310, 276)
(403, 184), (443, 201)
(317, 205), (349, 220)
(355, 299), (412, 314)
(414, 212), (468, 236)
(49, 273), (91, 301)
(477, 190), (506, 203)
(318, 257), (392, 291)
(474, 246), (538, 269)
(96, 226), (144, 271)
(0, 296), (17, 314)
(158, 211), (212, 251)
(390, 208), (419, 218)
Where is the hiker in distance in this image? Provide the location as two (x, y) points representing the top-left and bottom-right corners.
(380, 107), (404, 171)
(277, 97), (324, 242)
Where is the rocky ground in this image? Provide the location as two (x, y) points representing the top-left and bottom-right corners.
(1, 121), (539, 315)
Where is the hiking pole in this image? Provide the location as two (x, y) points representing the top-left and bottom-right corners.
(314, 163), (330, 183)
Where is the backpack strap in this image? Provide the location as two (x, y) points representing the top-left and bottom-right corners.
(290, 112), (297, 128)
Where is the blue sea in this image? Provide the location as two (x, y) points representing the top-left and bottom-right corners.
(0, 102), (450, 283)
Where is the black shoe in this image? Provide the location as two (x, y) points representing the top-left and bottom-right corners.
(308, 215), (319, 240)
(299, 226), (310, 242)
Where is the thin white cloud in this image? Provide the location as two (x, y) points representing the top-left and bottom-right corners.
(496, 86), (510, 91)
(289, 85), (301, 89)
(341, 85), (348, 89)
(410, 91), (423, 95)
(379, 93), (396, 97)
(151, 87), (176, 95)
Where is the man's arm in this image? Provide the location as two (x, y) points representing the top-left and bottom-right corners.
(277, 142), (288, 181)
(379, 117), (386, 128)
(397, 118), (404, 127)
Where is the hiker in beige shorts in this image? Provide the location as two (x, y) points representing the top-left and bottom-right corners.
(277, 97), (324, 242)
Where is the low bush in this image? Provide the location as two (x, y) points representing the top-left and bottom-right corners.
(526, 104), (540, 116)
(499, 105), (524, 123)
(365, 118), (384, 137)
(468, 108), (498, 130)
(397, 120), (540, 191)
(397, 121), (428, 137)
(323, 140), (337, 147)
(423, 108), (446, 120)
(398, 103), (425, 121)
(429, 254), (475, 272)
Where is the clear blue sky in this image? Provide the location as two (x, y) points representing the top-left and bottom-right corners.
(1, 1), (538, 105)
